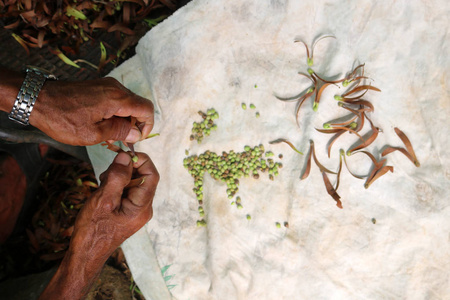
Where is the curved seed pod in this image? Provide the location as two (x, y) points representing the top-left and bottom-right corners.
(310, 35), (336, 66)
(294, 35), (335, 66)
(327, 130), (346, 158)
(312, 142), (337, 174)
(382, 127), (420, 167)
(344, 99), (375, 112)
(342, 85), (381, 98)
(353, 151), (392, 188)
(312, 71), (345, 84)
(316, 128), (345, 134)
(347, 114), (379, 154)
(313, 82), (333, 108)
(301, 141), (314, 180)
(322, 172), (343, 209)
(324, 114), (358, 128)
(269, 139), (303, 155)
(340, 149), (366, 180)
(364, 166), (394, 189)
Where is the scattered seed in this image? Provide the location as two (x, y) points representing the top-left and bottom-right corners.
(247, 214), (251, 220)
(276, 222), (281, 228)
(241, 103), (247, 110)
(284, 221), (289, 228)
(250, 104), (256, 109)
(371, 218), (376, 224)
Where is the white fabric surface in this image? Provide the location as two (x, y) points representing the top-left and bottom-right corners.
(87, 0), (450, 299)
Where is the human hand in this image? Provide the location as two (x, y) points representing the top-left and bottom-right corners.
(30, 77), (154, 146)
(40, 151), (158, 299)
(71, 151), (159, 262)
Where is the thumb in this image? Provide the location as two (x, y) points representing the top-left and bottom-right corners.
(97, 117), (142, 143)
(101, 152), (133, 199)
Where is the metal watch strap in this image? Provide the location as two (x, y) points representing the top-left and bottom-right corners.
(8, 68), (52, 126)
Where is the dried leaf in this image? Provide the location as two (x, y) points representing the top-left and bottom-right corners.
(37, 30), (45, 48)
(4, 20), (20, 29)
(108, 23), (135, 35)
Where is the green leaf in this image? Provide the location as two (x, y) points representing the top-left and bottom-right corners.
(160, 264), (172, 276)
(66, 7), (87, 20)
(50, 47), (80, 68)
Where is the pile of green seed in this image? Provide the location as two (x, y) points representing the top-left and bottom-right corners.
(190, 108), (219, 143)
(183, 145), (283, 226)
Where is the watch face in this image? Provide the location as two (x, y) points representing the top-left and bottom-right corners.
(26, 65), (57, 80)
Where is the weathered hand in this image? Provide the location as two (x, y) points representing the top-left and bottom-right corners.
(72, 151), (159, 261)
(30, 77), (154, 146)
(40, 151), (159, 299)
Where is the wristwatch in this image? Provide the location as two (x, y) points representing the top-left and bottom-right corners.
(8, 65), (57, 126)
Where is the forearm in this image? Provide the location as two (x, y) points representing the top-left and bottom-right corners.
(39, 246), (106, 300)
(0, 67), (22, 113)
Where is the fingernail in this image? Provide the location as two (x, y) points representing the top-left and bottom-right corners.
(115, 152), (131, 166)
(125, 126), (142, 143)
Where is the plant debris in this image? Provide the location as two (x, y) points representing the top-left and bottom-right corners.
(1, 0), (176, 69)
(272, 36), (420, 208)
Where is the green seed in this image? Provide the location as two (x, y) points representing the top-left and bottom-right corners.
(307, 57), (313, 66)
(276, 222), (281, 228)
(256, 112), (260, 118)
(132, 155), (139, 163)
(265, 151), (274, 157)
(242, 103), (247, 110)
(197, 220), (207, 227)
(334, 95), (343, 101)
(307, 68), (314, 75)
(313, 102), (319, 112)
(247, 214), (251, 220)
(250, 104), (256, 109)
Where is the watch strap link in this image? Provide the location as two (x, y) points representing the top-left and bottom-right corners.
(8, 69), (48, 126)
